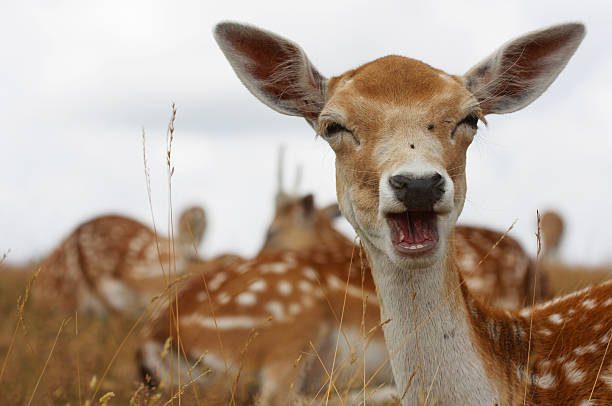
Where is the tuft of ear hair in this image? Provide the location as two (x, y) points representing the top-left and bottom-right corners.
(463, 23), (585, 115)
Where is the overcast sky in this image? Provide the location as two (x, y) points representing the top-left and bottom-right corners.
(2, 0), (612, 266)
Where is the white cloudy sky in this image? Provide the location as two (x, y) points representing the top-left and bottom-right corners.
(1, 0), (612, 265)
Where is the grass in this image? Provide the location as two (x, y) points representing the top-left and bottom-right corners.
(0, 264), (159, 406)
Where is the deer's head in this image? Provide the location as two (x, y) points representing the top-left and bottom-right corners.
(214, 22), (584, 269)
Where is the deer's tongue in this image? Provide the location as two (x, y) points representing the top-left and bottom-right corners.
(387, 212), (439, 252)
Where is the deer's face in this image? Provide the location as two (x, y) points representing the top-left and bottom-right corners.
(318, 56), (479, 267)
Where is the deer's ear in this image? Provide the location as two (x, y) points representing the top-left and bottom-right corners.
(214, 22), (327, 126)
(463, 23), (585, 115)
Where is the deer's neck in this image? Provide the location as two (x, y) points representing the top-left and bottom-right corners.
(365, 241), (499, 405)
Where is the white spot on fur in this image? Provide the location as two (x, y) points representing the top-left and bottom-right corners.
(537, 373), (556, 389)
(217, 292), (230, 305)
(298, 280), (313, 293)
(98, 277), (138, 311)
(236, 292), (256, 306)
(181, 314), (265, 329)
(581, 298), (596, 310)
(249, 279), (267, 292)
(260, 262), (290, 274)
(601, 373), (612, 391)
(196, 291), (207, 302)
(548, 313), (563, 325)
(574, 343), (599, 356)
(603, 298), (612, 307)
(278, 281), (292, 296)
(593, 323), (603, 331)
(288, 302), (301, 315)
(563, 360), (586, 384)
(539, 328), (552, 336)
(302, 267), (318, 281)
(208, 272), (228, 291)
(265, 301), (285, 321)
(519, 308), (531, 318)
(465, 276), (485, 291)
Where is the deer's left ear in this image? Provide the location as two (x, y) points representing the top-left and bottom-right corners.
(214, 22), (327, 126)
(463, 23), (585, 115)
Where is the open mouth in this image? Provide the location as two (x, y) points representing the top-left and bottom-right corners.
(385, 212), (439, 256)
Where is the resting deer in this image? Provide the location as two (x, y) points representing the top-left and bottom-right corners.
(541, 210), (565, 262)
(215, 21), (612, 405)
(140, 157), (545, 403)
(33, 206), (207, 317)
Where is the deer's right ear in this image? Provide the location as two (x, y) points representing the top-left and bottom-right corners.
(214, 22), (327, 126)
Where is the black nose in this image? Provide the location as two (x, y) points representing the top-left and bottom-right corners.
(388, 173), (445, 211)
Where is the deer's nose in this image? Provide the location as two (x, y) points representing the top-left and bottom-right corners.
(388, 173), (445, 211)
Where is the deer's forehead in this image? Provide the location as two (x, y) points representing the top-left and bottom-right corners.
(329, 55), (470, 107)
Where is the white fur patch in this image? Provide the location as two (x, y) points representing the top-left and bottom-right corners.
(208, 272), (228, 291)
(196, 291), (208, 302)
(288, 302), (301, 315)
(277, 280), (292, 296)
(217, 292), (230, 305)
(574, 343), (599, 356)
(563, 360), (586, 384)
(265, 300), (286, 321)
(537, 372), (556, 389)
(548, 313), (563, 325)
(302, 267), (318, 281)
(581, 298), (597, 310)
(249, 279), (267, 292)
(236, 292), (257, 306)
(260, 262), (290, 274)
(98, 277), (138, 311)
(181, 314), (265, 329)
(298, 280), (313, 293)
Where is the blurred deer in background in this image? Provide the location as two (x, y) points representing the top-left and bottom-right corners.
(541, 210), (565, 262)
(32, 206), (207, 317)
(139, 148), (547, 404)
(539, 210), (612, 297)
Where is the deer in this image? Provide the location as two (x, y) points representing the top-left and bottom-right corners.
(214, 20), (612, 405)
(139, 154), (546, 404)
(539, 210), (611, 298)
(32, 206), (207, 317)
(541, 210), (565, 262)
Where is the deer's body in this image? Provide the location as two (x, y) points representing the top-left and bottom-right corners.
(33, 207), (207, 317)
(215, 20), (612, 405)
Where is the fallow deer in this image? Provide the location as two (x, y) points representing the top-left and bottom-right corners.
(215, 21), (612, 405)
(541, 210), (565, 261)
(33, 206), (207, 317)
(140, 161), (545, 403)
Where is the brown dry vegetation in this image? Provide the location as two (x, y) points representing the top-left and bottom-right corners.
(0, 264), (150, 405)
(0, 264), (265, 406)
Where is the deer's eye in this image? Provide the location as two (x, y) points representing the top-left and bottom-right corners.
(323, 122), (351, 137)
(451, 113), (479, 138)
